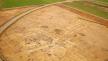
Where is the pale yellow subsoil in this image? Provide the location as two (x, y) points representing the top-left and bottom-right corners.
(0, 5), (108, 61)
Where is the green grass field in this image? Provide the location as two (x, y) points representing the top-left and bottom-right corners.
(93, 0), (108, 6)
(97, 0), (108, 3)
(64, 1), (108, 19)
(0, 0), (64, 8)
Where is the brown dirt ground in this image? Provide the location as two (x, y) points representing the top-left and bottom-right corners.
(0, 5), (108, 61)
(0, 7), (35, 27)
(57, 4), (108, 27)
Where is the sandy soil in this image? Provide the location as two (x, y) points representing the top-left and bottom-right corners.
(0, 5), (108, 61)
(0, 7), (35, 27)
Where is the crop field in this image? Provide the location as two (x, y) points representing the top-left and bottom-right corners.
(64, 0), (108, 19)
(93, 0), (108, 7)
(96, 0), (108, 4)
(0, 0), (64, 8)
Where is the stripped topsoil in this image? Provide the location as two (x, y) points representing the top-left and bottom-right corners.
(0, 7), (35, 27)
(0, 5), (108, 61)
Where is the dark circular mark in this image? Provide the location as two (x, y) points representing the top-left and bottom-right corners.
(47, 53), (52, 56)
(27, 58), (34, 61)
(0, 39), (2, 42)
(19, 56), (23, 59)
(40, 25), (48, 28)
(73, 34), (78, 37)
(54, 29), (63, 35)
(78, 33), (86, 36)
(102, 48), (108, 52)
(104, 59), (108, 61)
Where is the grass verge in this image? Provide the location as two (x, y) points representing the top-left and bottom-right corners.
(64, 1), (108, 19)
(94, 0), (108, 6)
(0, 0), (64, 8)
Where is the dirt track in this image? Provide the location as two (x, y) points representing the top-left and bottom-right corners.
(0, 7), (35, 27)
(0, 5), (108, 61)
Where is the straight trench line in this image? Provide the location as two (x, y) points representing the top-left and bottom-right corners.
(0, 1), (71, 35)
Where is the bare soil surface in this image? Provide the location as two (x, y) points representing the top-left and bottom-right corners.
(57, 4), (108, 27)
(0, 7), (35, 27)
(0, 5), (108, 61)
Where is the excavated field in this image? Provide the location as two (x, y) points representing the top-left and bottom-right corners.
(0, 6), (35, 27)
(0, 5), (108, 61)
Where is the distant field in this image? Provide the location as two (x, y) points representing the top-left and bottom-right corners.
(0, 0), (64, 8)
(94, 0), (108, 6)
(64, 1), (108, 19)
(96, 0), (108, 3)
